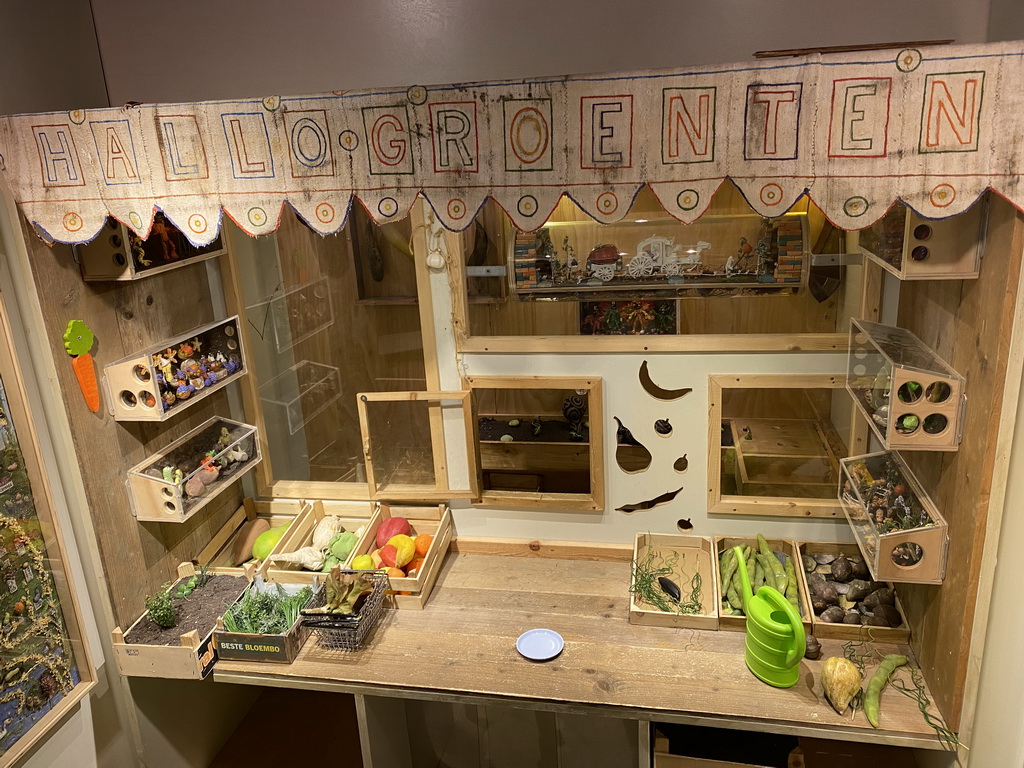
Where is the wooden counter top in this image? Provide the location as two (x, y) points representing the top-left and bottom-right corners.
(214, 552), (948, 751)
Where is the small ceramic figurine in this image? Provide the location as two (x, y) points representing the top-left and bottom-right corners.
(175, 379), (193, 401)
(154, 348), (177, 382)
(225, 357), (241, 375)
(184, 475), (206, 498)
(161, 391), (177, 410)
(217, 427), (232, 449)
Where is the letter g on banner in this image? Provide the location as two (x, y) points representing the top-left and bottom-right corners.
(362, 105), (415, 175)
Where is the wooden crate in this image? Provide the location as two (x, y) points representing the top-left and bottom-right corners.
(793, 542), (910, 643)
(197, 499), (298, 571)
(76, 213), (226, 281)
(713, 537), (810, 633)
(102, 315), (246, 422)
(629, 533), (719, 630)
(263, 499), (376, 580)
(655, 754), (772, 768)
(858, 197), (986, 280)
(847, 318), (965, 451)
(349, 502), (453, 610)
(126, 416), (262, 523)
(839, 451), (949, 584)
(111, 562), (252, 679)
(212, 578), (315, 663)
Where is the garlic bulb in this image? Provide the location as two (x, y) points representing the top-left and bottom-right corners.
(311, 517), (346, 551)
(269, 546), (325, 571)
(821, 656), (863, 714)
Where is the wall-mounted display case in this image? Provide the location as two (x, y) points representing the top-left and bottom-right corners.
(126, 417), (262, 523)
(858, 198), (987, 280)
(76, 213), (225, 282)
(103, 316), (246, 422)
(847, 319), (965, 451)
(839, 451), (948, 585)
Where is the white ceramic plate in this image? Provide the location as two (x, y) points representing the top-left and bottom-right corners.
(516, 629), (564, 661)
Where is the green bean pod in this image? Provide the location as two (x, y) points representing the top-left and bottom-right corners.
(784, 560), (799, 607)
(753, 560), (764, 589)
(755, 553), (776, 589)
(864, 654), (908, 728)
(720, 549), (737, 593)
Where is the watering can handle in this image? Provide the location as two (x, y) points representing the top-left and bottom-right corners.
(762, 584), (807, 668)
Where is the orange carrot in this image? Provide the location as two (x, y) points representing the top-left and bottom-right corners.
(71, 353), (100, 412)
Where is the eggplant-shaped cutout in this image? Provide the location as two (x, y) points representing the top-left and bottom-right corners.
(673, 455), (688, 473)
(616, 486), (683, 514)
(676, 518), (693, 531)
(639, 360), (692, 401)
(654, 419), (672, 436)
(614, 416), (652, 473)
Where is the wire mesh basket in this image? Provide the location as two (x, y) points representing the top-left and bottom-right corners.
(301, 570), (389, 652)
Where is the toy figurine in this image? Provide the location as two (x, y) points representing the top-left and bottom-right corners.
(154, 348), (177, 382)
(161, 391), (177, 410)
(225, 357), (241, 374)
(217, 427), (232, 449)
(175, 379), (193, 401)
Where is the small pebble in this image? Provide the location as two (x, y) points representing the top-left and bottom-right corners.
(500, 434), (514, 442)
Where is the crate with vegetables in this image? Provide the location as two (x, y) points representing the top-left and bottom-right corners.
(347, 503), (452, 609)
(263, 500), (371, 579)
(213, 576), (316, 663)
(714, 535), (810, 632)
(839, 451), (948, 584)
(300, 566), (390, 652)
(629, 533), (719, 630)
(795, 542), (910, 643)
(197, 499), (297, 571)
(111, 561), (253, 679)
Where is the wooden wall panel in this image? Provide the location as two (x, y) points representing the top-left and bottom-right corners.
(897, 197), (1024, 730)
(23, 219), (243, 628)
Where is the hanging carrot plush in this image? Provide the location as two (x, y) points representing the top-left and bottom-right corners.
(63, 320), (100, 413)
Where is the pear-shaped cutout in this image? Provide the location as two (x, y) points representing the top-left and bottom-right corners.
(614, 416), (652, 473)
(673, 454), (688, 473)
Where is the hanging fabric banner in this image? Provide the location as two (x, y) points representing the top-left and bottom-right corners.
(0, 41), (1017, 245)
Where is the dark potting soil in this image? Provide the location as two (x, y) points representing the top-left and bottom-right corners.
(126, 574), (249, 646)
(478, 417), (589, 444)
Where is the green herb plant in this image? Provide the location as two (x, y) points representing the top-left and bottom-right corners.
(629, 547), (703, 615)
(222, 584), (313, 635)
(174, 565), (211, 599)
(145, 584), (177, 629)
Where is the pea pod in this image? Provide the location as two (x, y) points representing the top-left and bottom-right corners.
(720, 549), (737, 593)
(864, 654), (908, 728)
(755, 553), (776, 590)
(726, 582), (743, 611)
(784, 559), (799, 608)
(753, 559), (764, 589)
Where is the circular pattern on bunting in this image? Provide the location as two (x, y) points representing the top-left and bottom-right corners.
(930, 183), (956, 208)
(247, 207), (268, 227)
(315, 202), (335, 224)
(896, 49), (923, 73)
(338, 130), (360, 151)
(596, 191), (619, 216)
(677, 189), (699, 212)
(128, 211), (144, 230)
(68, 109), (86, 125)
(62, 212), (83, 232)
(447, 198), (467, 220)
(843, 196), (870, 217)
(378, 197), (399, 218)
(188, 214), (208, 234)
(262, 96), (281, 111)
(517, 195), (538, 217)
(406, 85), (428, 105)
(759, 183), (784, 207)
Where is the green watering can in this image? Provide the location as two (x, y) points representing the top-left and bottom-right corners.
(733, 546), (805, 688)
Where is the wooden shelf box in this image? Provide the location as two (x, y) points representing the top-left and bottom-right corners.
(263, 499), (375, 580)
(103, 316), (246, 422)
(126, 417), (262, 523)
(349, 503), (453, 610)
(629, 533), (719, 630)
(712, 537), (811, 633)
(847, 318), (965, 451)
(76, 213), (225, 282)
(111, 562), (252, 680)
(212, 578), (316, 664)
(197, 499), (299, 571)
(858, 198), (986, 280)
(794, 541), (910, 643)
(839, 451), (949, 585)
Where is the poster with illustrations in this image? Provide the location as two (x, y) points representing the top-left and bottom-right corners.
(0, 375), (81, 760)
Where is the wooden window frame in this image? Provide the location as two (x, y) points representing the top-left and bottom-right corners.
(0, 294), (96, 767)
(221, 204), (450, 501)
(446, 208), (883, 355)
(464, 375), (605, 511)
(707, 373), (869, 518)
(356, 390), (479, 501)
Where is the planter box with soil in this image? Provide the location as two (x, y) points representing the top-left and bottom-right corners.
(111, 563), (252, 679)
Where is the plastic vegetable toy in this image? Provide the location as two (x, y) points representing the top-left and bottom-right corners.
(865, 654), (908, 727)
(63, 320), (100, 412)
